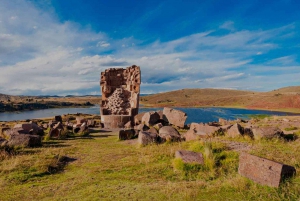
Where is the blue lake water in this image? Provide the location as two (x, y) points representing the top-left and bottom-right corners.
(0, 105), (298, 123)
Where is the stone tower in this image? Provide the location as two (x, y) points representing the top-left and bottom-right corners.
(100, 65), (141, 128)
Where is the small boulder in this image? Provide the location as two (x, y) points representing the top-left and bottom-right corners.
(134, 124), (149, 131)
(147, 127), (158, 135)
(87, 119), (96, 127)
(55, 115), (63, 123)
(159, 126), (181, 142)
(190, 123), (223, 137)
(119, 129), (136, 140)
(138, 131), (158, 146)
(163, 107), (187, 128)
(76, 117), (87, 124)
(153, 123), (163, 130)
(252, 126), (284, 140)
(134, 112), (147, 125)
(141, 111), (160, 127)
(13, 123), (43, 135)
(124, 121), (132, 129)
(7, 134), (42, 147)
(184, 129), (198, 141)
(219, 118), (229, 125)
(175, 150), (204, 164)
(227, 123), (244, 138)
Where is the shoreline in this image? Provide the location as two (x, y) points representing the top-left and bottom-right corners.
(140, 104), (300, 114)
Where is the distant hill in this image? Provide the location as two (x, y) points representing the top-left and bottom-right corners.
(140, 87), (300, 113)
(1, 86), (300, 112)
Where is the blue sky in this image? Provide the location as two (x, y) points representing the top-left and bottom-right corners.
(0, 0), (300, 95)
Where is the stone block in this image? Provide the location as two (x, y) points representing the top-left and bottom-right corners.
(175, 150), (204, 164)
(138, 131), (158, 146)
(163, 107), (187, 128)
(238, 152), (296, 187)
(119, 129), (136, 140)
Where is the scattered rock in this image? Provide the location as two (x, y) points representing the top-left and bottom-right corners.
(159, 126), (181, 142)
(141, 111), (160, 127)
(227, 123), (244, 138)
(163, 107), (187, 128)
(55, 115), (63, 123)
(137, 131), (158, 145)
(134, 112), (147, 125)
(175, 150), (204, 164)
(6, 134), (42, 147)
(13, 123), (43, 135)
(147, 127), (158, 135)
(153, 123), (163, 130)
(252, 126), (284, 140)
(238, 152), (296, 187)
(134, 124), (149, 131)
(219, 118), (229, 125)
(119, 129), (136, 140)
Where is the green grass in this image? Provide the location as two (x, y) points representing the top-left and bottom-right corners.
(0, 129), (299, 200)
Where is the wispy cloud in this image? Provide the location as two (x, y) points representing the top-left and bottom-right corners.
(0, 0), (299, 95)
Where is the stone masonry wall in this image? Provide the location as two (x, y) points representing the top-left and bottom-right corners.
(100, 65), (141, 116)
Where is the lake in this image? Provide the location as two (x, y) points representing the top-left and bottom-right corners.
(0, 105), (297, 123)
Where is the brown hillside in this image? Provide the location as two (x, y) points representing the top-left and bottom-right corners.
(141, 88), (300, 113)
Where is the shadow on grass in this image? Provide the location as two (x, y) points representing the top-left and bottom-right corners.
(42, 141), (71, 148)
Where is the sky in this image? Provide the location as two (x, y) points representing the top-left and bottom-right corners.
(0, 0), (300, 96)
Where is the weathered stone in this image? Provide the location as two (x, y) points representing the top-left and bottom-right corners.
(124, 121), (132, 129)
(163, 107), (187, 128)
(175, 150), (204, 164)
(153, 123), (163, 130)
(134, 112), (146, 125)
(159, 126), (181, 142)
(7, 134), (42, 147)
(184, 129), (201, 141)
(156, 110), (164, 119)
(100, 65), (141, 128)
(3, 128), (29, 138)
(190, 123), (223, 137)
(134, 124), (149, 131)
(87, 119), (96, 127)
(220, 124), (233, 132)
(55, 115), (63, 123)
(76, 117), (87, 124)
(141, 111), (160, 126)
(252, 126), (283, 140)
(13, 123), (43, 135)
(138, 131), (158, 145)
(147, 127), (158, 135)
(53, 122), (64, 130)
(219, 118), (229, 125)
(238, 152), (296, 187)
(49, 128), (60, 138)
(119, 129), (136, 140)
(227, 123), (244, 138)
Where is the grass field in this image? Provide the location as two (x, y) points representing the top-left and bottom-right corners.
(1, 128), (300, 201)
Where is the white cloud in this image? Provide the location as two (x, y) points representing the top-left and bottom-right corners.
(0, 0), (299, 95)
(97, 41), (110, 47)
